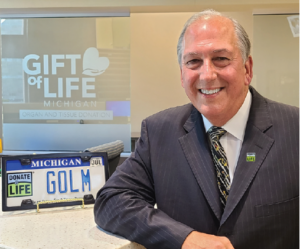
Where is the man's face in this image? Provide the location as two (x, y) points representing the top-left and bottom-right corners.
(180, 16), (253, 126)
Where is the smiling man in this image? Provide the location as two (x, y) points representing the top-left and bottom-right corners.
(94, 10), (299, 249)
(180, 14), (252, 127)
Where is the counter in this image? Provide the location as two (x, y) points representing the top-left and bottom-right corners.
(0, 179), (145, 249)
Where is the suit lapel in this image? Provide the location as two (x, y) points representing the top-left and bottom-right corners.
(221, 87), (275, 226)
(179, 107), (223, 221)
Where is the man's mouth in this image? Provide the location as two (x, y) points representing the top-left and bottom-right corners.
(200, 88), (222, 95)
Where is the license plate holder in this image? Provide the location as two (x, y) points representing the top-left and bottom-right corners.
(1, 152), (109, 211)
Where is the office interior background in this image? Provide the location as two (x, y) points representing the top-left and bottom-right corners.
(0, 0), (298, 153)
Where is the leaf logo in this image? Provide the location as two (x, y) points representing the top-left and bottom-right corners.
(82, 47), (109, 76)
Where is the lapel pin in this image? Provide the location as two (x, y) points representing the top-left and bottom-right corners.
(246, 153), (256, 162)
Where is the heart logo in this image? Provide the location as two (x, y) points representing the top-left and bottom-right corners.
(82, 47), (109, 76)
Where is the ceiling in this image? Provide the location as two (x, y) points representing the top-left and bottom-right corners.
(0, 0), (298, 17)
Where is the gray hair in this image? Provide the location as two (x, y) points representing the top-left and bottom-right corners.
(177, 9), (251, 67)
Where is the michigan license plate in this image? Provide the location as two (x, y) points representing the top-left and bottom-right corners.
(2, 153), (109, 211)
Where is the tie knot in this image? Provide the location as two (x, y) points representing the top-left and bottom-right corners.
(208, 126), (227, 141)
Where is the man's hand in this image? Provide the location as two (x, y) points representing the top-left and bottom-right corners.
(182, 231), (234, 249)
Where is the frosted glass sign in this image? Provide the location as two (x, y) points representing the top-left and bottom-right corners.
(1, 17), (131, 152)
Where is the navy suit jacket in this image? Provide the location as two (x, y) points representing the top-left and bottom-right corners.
(94, 87), (299, 249)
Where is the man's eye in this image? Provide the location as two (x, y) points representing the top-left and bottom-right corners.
(187, 59), (200, 65)
(213, 57), (230, 67)
(215, 57), (229, 61)
(185, 59), (202, 69)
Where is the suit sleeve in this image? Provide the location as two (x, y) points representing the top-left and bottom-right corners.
(94, 119), (194, 249)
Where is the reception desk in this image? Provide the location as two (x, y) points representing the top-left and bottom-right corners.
(0, 179), (145, 249)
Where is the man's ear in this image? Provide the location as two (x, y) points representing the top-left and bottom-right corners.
(244, 56), (253, 86)
(180, 67), (184, 87)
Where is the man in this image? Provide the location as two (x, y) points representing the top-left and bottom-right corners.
(94, 10), (299, 249)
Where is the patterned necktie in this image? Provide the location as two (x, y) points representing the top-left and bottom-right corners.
(207, 126), (230, 208)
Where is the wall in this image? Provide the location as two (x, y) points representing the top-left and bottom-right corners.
(252, 14), (299, 107)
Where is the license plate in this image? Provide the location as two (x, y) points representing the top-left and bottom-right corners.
(2, 152), (109, 211)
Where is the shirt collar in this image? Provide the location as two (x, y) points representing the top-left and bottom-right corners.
(202, 90), (252, 141)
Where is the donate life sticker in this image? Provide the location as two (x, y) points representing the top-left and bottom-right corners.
(7, 173), (33, 197)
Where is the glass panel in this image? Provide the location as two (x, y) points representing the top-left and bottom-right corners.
(1, 19), (24, 35)
(253, 14), (299, 107)
(0, 17), (131, 152)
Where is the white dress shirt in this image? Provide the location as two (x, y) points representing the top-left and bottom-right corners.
(202, 90), (252, 183)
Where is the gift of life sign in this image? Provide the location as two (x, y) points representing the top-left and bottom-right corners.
(22, 47), (109, 99)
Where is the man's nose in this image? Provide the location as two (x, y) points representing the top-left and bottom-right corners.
(199, 60), (217, 82)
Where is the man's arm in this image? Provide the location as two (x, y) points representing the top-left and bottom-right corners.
(94, 119), (194, 249)
(94, 118), (235, 249)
